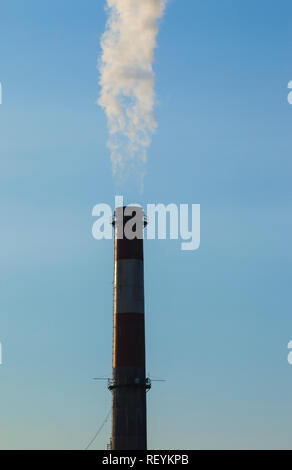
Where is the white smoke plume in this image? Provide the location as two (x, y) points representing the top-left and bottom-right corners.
(99, 0), (166, 181)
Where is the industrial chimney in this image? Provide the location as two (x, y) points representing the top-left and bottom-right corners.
(109, 206), (150, 450)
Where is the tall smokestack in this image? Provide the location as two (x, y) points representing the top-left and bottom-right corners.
(109, 206), (150, 450)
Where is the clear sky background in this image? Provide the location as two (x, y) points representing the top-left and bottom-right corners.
(0, 0), (292, 450)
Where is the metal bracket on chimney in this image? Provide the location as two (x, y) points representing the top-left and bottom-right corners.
(107, 378), (152, 391)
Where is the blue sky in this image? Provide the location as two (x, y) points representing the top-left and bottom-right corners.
(0, 0), (292, 449)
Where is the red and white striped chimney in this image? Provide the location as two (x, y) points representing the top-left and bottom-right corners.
(109, 206), (150, 450)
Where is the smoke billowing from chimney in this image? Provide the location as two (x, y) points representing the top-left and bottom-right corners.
(98, 0), (166, 182)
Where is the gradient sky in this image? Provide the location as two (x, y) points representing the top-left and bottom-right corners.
(0, 0), (292, 450)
